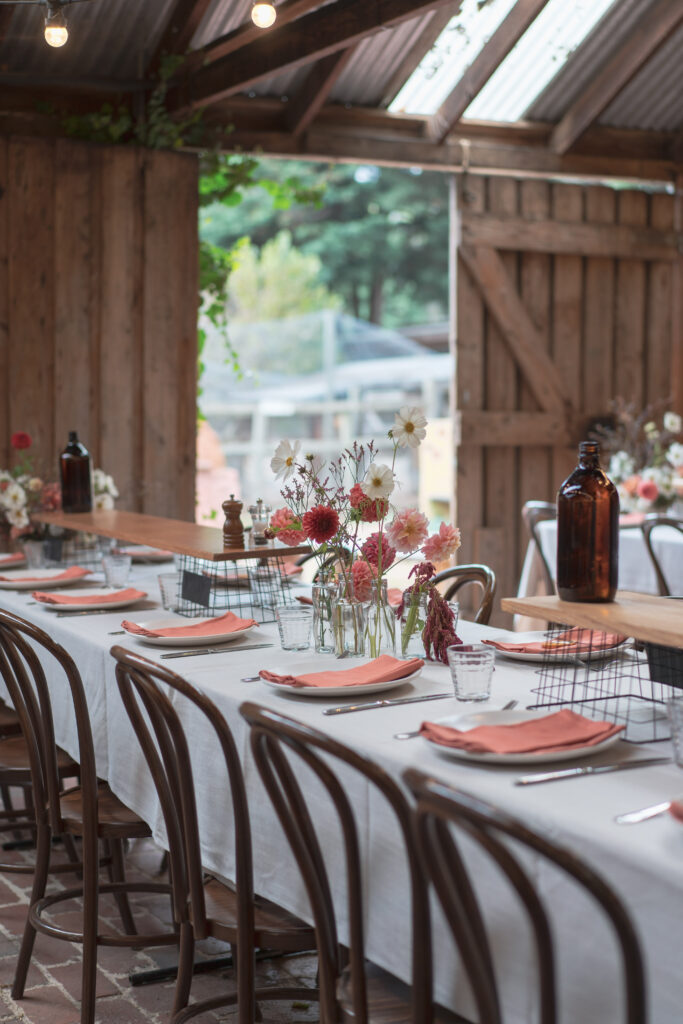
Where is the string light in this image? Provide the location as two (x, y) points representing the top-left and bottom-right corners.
(251, 2), (276, 28)
(44, 4), (68, 46)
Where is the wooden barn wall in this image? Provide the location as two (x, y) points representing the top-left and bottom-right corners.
(453, 173), (679, 626)
(0, 136), (198, 520)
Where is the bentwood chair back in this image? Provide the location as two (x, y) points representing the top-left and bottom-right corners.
(404, 770), (646, 1024)
(521, 501), (557, 595)
(0, 611), (175, 1024)
(112, 647), (317, 1024)
(240, 701), (433, 1024)
(641, 514), (683, 596)
(432, 564), (496, 624)
(295, 545), (353, 582)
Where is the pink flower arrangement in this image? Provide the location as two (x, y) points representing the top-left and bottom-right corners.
(361, 532), (396, 570)
(637, 478), (658, 502)
(302, 505), (340, 545)
(422, 522), (461, 563)
(269, 507), (305, 546)
(349, 482), (387, 523)
(386, 507), (429, 553)
(351, 559), (376, 602)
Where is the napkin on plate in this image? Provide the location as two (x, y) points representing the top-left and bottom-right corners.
(121, 610), (257, 639)
(259, 653), (423, 689)
(32, 587), (147, 606)
(0, 553), (26, 567)
(0, 566), (91, 583)
(420, 709), (624, 755)
(483, 627), (626, 656)
(669, 801), (683, 824)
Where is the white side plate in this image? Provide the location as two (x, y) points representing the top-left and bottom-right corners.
(0, 568), (92, 591)
(260, 663), (422, 698)
(122, 614), (257, 647)
(37, 588), (148, 611)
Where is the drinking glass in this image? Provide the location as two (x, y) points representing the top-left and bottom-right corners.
(447, 643), (494, 702)
(276, 606), (312, 651)
(448, 600), (460, 633)
(102, 553), (131, 588)
(158, 573), (182, 612)
(667, 695), (683, 768)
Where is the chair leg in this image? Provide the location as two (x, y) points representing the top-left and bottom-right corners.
(12, 823), (51, 998)
(106, 838), (137, 936)
(80, 834), (100, 1024)
(236, 942), (256, 1024)
(62, 832), (80, 868)
(172, 920), (195, 1015)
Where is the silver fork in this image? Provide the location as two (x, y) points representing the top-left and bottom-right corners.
(393, 699), (519, 740)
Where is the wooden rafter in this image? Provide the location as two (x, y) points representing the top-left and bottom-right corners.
(168, 0), (456, 111)
(147, 0), (215, 72)
(428, 0), (551, 144)
(550, 0), (683, 155)
(379, 5), (459, 108)
(286, 47), (356, 137)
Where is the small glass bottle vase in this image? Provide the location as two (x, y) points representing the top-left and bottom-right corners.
(399, 590), (428, 659)
(366, 579), (397, 658)
(311, 572), (336, 654)
(332, 579), (367, 658)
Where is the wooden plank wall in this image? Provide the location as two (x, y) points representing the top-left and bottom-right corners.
(0, 136), (198, 520)
(454, 173), (678, 625)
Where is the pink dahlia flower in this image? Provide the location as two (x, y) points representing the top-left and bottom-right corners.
(269, 507), (305, 547)
(637, 479), (658, 502)
(349, 482), (388, 523)
(421, 522), (461, 563)
(386, 508), (429, 553)
(302, 504), (340, 545)
(360, 532), (396, 570)
(351, 559), (377, 602)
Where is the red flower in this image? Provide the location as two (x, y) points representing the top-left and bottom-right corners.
(11, 432), (32, 451)
(349, 483), (388, 523)
(361, 532), (396, 570)
(302, 505), (340, 545)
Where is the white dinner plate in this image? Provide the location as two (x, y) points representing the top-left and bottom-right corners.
(37, 587), (149, 611)
(0, 553), (25, 568)
(118, 546), (174, 563)
(422, 709), (624, 765)
(122, 613), (258, 647)
(0, 568), (92, 591)
(485, 631), (627, 664)
(260, 663), (423, 698)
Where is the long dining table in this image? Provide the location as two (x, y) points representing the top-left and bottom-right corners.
(0, 565), (682, 1024)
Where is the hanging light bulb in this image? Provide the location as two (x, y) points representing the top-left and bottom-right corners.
(44, 4), (68, 46)
(251, 2), (276, 28)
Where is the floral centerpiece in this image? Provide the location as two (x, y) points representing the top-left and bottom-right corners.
(592, 401), (683, 513)
(267, 407), (462, 662)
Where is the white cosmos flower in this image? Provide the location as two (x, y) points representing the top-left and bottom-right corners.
(608, 450), (635, 482)
(667, 442), (683, 469)
(270, 440), (300, 481)
(392, 406), (427, 449)
(3, 481), (27, 511)
(664, 411), (682, 434)
(361, 463), (395, 500)
(6, 507), (29, 529)
(94, 492), (115, 511)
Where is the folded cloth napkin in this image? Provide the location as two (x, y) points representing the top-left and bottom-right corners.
(0, 553), (25, 567)
(259, 654), (424, 689)
(121, 610), (257, 638)
(483, 627), (626, 656)
(283, 563), (303, 577)
(296, 595), (313, 606)
(669, 800), (683, 824)
(0, 566), (91, 583)
(32, 587), (147, 606)
(420, 708), (624, 755)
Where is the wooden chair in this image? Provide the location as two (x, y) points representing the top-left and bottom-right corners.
(404, 769), (646, 1024)
(641, 514), (683, 596)
(241, 702), (465, 1024)
(295, 544), (353, 582)
(522, 500), (557, 595)
(432, 563), (496, 624)
(0, 611), (176, 1024)
(111, 647), (317, 1024)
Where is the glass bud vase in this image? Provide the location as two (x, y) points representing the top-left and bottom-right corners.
(399, 590), (428, 659)
(311, 572), (336, 654)
(332, 578), (367, 658)
(366, 579), (397, 659)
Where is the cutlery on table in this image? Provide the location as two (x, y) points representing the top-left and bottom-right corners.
(515, 756), (671, 786)
(615, 800), (673, 825)
(160, 642), (275, 660)
(323, 691), (453, 716)
(56, 609), (120, 618)
(394, 699), (519, 740)
(240, 675), (262, 682)
(108, 630), (126, 635)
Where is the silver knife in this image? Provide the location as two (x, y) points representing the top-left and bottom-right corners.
(56, 608), (120, 617)
(515, 756), (671, 786)
(160, 643), (275, 660)
(615, 800), (672, 825)
(323, 692), (452, 716)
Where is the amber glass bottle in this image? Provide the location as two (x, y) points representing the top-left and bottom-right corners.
(59, 431), (92, 513)
(557, 440), (619, 602)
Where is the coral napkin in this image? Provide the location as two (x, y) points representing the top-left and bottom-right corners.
(0, 553), (25, 567)
(121, 610), (257, 638)
(259, 654), (424, 689)
(483, 627), (625, 656)
(283, 563), (303, 577)
(0, 566), (91, 583)
(420, 709), (624, 755)
(32, 587), (147, 606)
(669, 801), (683, 824)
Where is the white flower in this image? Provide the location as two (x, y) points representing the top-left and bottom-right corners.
(94, 492), (115, 511)
(667, 442), (683, 469)
(361, 462), (395, 500)
(608, 450), (635, 483)
(270, 440), (300, 481)
(392, 406), (427, 449)
(6, 507), (29, 529)
(105, 474), (119, 498)
(92, 468), (106, 491)
(644, 421), (659, 438)
(28, 477), (43, 493)
(2, 481), (27, 511)
(664, 412), (682, 434)
(642, 465), (674, 497)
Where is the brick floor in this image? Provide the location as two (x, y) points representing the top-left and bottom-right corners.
(0, 837), (319, 1024)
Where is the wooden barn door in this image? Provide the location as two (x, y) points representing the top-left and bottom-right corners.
(453, 173), (679, 625)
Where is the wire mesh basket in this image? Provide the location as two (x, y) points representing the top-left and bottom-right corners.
(42, 531), (110, 571)
(174, 551), (299, 623)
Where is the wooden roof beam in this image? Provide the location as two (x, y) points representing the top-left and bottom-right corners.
(148, 0), (215, 73)
(379, 5), (459, 108)
(286, 47), (356, 137)
(550, 0), (683, 155)
(169, 0), (457, 111)
(428, 0), (551, 144)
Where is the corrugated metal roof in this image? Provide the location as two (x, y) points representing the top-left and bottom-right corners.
(599, 20), (683, 132)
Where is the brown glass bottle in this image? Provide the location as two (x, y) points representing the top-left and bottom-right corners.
(59, 431), (92, 513)
(557, 441), (619, 602)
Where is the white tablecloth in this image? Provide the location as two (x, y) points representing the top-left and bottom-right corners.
(1, 570), (682, 1024)
(519, 520), (683, 598)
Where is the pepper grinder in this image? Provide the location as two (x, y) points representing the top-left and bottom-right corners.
(222, 494), (244, 550)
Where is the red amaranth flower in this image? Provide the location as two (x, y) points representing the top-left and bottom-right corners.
(302, 505), (340, 545)
(11, 432), (32, 451)
(360, 532), (396, 570)
(423, 588), (461, 665)
(349, 482), (388, 523)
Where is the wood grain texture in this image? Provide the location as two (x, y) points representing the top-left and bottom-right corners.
(646, 192), (674, 407)
(582, 186), (615, 418)
(672, 173), (683, 416)
(0, 137), (7, 470)
(614, 190), (647, 408)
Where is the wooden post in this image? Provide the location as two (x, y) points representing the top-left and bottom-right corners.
(672, 171), (683, 416)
